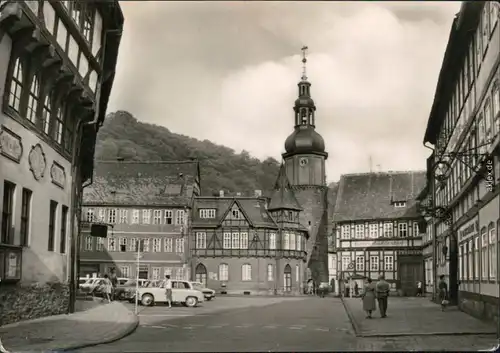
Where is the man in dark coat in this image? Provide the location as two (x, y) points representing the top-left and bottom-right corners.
(375, 274), (390, 318)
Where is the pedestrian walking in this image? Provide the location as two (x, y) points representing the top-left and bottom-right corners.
(416, 281), (423, 296)
(109, 269), (118, 301)
(165, 274), (173, 308)
(361, 278), (376, 319)
(102, 274), (112, 303)
(438, 275), (448, 311)
(354, 282), (359, 297)
(307, 280), (313, 295)
(344, 280), (350, 297)
(375, 274), (390, 318)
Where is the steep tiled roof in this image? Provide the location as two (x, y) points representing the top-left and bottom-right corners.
(333, 171), (426, 222)
(327, 182), (339, 220)
(83, 160), (199, 206)
(192, 197), (277, 229)
(268, 164), (302, 211)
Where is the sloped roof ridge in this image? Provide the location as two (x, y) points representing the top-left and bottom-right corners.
(342, 170), (426, 177)
(196, 196), (263, 200)
(95, 160), (197, 165)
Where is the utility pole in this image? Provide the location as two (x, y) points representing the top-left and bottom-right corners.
(134, 239), (144, 315)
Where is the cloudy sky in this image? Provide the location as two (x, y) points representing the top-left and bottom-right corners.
(108, 1), (462, 182)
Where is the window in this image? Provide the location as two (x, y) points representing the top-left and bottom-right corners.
(48, 200), (57, 251)
(482, 4), (489, 55)
(242, 264), (252, 281)
(164, 238), (173, 252)
(476, 28), (483, 73)
(164, 267), (172, 278)
(175, 238), (184, 253)
(489, 223), (496, 280)
(84, 236), (93, 251)
(152, 210), (161, 224)
(196, 232), (206, 249)
(199, 209), (216, 218)
(355, 255), (364, 271)
(119, 266), (130, 278)
(63, 111), (73, 153)
(342, 256), (351, 270)
(223, 232), (231, 249)
(82, 5), (94, 42)
(98, 208), (105, 222)
(150, 238), (160, 252)
(131, 210), (139, 224)
(53, 107), (64, 144)
(493, 85), (500, 136)
(142, 210), (151, 224)
(86, 208), (95, 222)
(459, 245), (464, 281)
(370, 256), (379, 271)
(219, 263), (229, 281)
(60, 205), (68, 253)
(108, 237), (116, 251)
(369, 224), (378, 238)
(267, 264), (274, 281)
(283, 233), (290, 249)
(296, 264), (300, 282)
(240, 232), (248, 249)
(232, 209), (240, 219)
(129, 238), (137, 252)
(481, 227), (488, 280)
(468, 239), (473, 280)
(42, 94), (52, 134)
(296, 234), (301, 251)
(152, 267), (161, 280)
(383, 223), (393, 237)
(394, 201), (406, 208)
(20, 188), (32, 246)
(1, 181), (16, 244)
(119, 209), (128, 224)
(231, 232), (240, 249)
(164, 210), (173, 224)
(142, 238), (150, 252)
(474, 236), (479, 279)
(341, 225), (350, 239)
(491, 2), (499, 33)
(269, 233), (276, 249)
(176, 210), (185, 225)
(8, 58), (23, 112)
(485, 100), (492, 142)
(108, 209), (116, 224)
(96, 237), (104, 251)
(119, 237), (128, 252)
(289, 233), (296, 250)
(384, 256), (394, 271)
(355, 224), (364, 239)
(398, 223), (408, 237)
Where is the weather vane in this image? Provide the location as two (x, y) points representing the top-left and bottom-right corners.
(301, 45), (308, 81)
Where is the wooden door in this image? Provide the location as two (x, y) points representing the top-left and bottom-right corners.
(399, 260), (423, 296)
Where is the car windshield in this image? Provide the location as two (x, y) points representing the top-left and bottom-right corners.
(79, 279), (87, 285)
(193, 283), (205, 290)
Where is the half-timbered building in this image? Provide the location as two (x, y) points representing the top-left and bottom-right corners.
(191, 165), (308, 295)
(80, 160), (200, 281)
(0, 1), (123, 324)
(333, 171), (426, 296)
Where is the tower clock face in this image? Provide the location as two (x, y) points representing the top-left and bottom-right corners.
(299, 158), (308, 167)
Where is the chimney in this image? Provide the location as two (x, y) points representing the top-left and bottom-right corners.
(254, 189), (262, 197)
(219, 190), (224, 197)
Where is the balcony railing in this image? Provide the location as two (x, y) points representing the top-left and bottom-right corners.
(0, 244), (22, 282)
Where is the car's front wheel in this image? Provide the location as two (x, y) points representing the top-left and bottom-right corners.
(184, 296), (198, 307)
(141, 293), (154, 306)
(206, 296), (213, 301)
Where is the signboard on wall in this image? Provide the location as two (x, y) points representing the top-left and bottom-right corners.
(348, 240), (409, 248)
(457, 216), (479, 243)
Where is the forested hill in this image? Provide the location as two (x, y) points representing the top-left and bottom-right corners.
(94, 111), (281, 196)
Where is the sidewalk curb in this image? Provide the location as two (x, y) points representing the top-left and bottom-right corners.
(339, 296), (361, 337)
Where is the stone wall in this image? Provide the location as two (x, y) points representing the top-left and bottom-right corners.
(459, 292), (499, 324)
(0, 282), (69, 326)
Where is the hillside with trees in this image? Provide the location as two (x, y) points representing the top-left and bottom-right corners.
(95, 111), (281, 196)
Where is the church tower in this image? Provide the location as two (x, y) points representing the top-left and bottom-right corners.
(282, 47), (329, 284)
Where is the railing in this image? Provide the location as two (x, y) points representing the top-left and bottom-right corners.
(0, 244), (22, 283)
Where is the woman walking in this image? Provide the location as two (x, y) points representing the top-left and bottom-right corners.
(361, 278), (376, 319)
(102, 274), (113, 303)
(438, 275), (448, 311)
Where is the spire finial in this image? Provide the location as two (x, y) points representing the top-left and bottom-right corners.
(301, 45), (308, 81)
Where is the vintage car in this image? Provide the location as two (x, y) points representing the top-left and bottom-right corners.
(137, 279), (204, 307)
(190, 281), (216, 301)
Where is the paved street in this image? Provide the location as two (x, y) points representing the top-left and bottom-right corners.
(75, 296), (499, 352)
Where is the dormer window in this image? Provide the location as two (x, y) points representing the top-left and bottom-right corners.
(232, 209), (240, 218)
(199, 209), (216, 219)
(394, 201), (407, 208)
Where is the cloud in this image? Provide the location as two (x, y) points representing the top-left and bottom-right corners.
(109, 1), (461, 181)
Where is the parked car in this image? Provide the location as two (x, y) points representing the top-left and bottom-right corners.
(190, 281), (216, 301)
(118, 279), (151, 301)
(137, 280), (204, 307)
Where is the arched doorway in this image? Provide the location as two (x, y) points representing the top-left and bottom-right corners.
(195, 263), (207, 286)
(284, 264), (292, 292)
